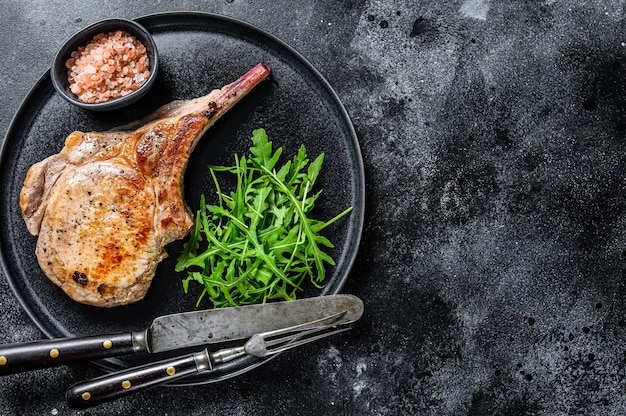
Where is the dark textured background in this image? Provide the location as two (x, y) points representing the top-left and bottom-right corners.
(2, 1), (626, 415)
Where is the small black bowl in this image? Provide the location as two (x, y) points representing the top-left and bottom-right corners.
(51, 18), (158, 111)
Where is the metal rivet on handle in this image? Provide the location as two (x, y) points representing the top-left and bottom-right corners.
(0, 356), (6, 365)
(166, 366), (176, 376)
(122, 380), (131, 389)
(103, 340), (113, 349)
(50, 349), (59, 358)
(81, 392), (91, 401)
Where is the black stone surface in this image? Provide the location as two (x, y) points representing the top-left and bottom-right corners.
(2, 1), (626, 415)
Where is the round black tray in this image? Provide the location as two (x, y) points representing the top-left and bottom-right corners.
(0, 11), (365, 385)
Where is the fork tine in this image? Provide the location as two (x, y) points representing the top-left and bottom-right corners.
(262, 326), (352, 356)
(256, 311), (347, 340)
(263, 324), (340, 349)
(214, 311), (350, 363)
(241, 310), (351, 358)
(257, 310), (348, 350)
(247, 325), (352, 358)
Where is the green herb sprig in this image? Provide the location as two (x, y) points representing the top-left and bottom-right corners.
(175, 128), (353, 308)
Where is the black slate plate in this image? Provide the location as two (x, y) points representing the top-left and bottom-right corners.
(0, 12), (364, 385)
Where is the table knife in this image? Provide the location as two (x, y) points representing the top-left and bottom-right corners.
(0, 294), (362, 375)
(67, 313), (350, 409)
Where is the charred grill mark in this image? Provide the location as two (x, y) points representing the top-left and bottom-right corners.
(124, 171), (147, 189)
(72, 271), (88, 286)
(205, 101), (219, 119)
(158, 189), (167, 204)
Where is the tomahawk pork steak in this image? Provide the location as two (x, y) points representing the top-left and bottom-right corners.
(20, 63), (271, 307)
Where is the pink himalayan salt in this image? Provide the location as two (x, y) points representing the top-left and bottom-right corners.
(66, 30), (150, 104)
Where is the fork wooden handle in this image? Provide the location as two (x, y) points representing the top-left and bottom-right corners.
(66, 350), (212, 409)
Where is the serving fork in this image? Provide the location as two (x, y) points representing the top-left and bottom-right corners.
(66, 312), (350, 409)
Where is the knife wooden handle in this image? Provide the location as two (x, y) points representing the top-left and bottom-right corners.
(66, 350), (211, 409)
(0, 333), (135, 375)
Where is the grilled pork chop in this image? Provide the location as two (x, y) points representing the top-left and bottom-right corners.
(20, 63), (271, 307)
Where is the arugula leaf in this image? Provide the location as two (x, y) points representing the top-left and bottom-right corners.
(176, 128), (353, 308)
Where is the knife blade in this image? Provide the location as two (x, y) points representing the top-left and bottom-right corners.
(0, 294), (363, 375)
